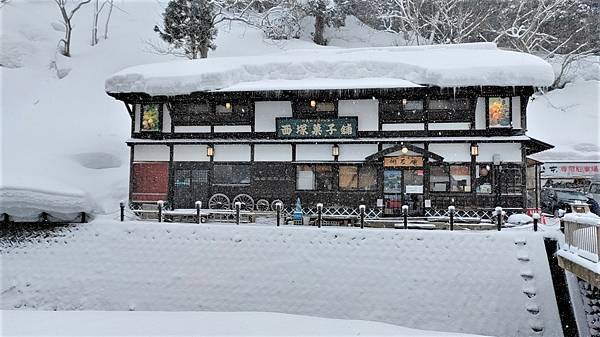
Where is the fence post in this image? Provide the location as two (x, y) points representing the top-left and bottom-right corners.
(532, 212), (540, 232)
(316, 203), (323, 228)
(495, 206), (503, 231)
(359, 205), (366, 229)
(195, 201), (202, 224)
(3, 213), (9, 225)
(235, 201), (241, 225)
(157, 200), (164, 223)
(41, 212), (48, 223)
(596, 226), (600, 262)
(276, 202), (282, 227)
(119, 200), (125, 222)
(402, 205), (409, 229)
(81, 212), (86, 223)
(448, 205), (455, 231)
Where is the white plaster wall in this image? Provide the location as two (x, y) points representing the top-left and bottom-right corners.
(254, 144), (293, 161)
(383, 143), (425, 157)
(428, 122), (471, 130)
(133, 145), (169, 161)
(254, 101), (293, 132)
(338, 99), (379, 131)
(382, 123), (425, 131)
(214, 125), (252, 133)
(429, 143), (471, 162)
(134, 104), (141, 132)
(512, 97), (522, 129)
(475, 97), (486, 130)
(173, 145), (210, 162)
(478, 143), (522, 163)
(162, 104), (171, 133)
(174, 126), (211, 133)
(296, 144), (333, 161)
(338, 144), (378, 161)
(214, 145), (251, 162)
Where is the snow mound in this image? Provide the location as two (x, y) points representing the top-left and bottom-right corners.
(1, 219), (563, 337)
(106, 42), (555, 96)
(1, 310), (487, 337)
(0, 187), (94, 221)
(507, 214), (534, 226)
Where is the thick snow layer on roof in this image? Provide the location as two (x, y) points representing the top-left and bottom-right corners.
(105, 43), (555, 96)
(1, 218), (563, 337)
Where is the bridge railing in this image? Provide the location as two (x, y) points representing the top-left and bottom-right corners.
(563, 214), (600, 263)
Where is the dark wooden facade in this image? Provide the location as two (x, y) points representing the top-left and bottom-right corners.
(109, 85), (552, 216)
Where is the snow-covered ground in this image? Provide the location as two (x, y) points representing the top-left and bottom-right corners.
(0, 310), (488, 337)
(1, 219), (563, 337)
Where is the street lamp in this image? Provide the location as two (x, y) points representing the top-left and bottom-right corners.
(470, 144), (479, 156)
(207, 145), (214, 157)
(332, 144), (340, 157)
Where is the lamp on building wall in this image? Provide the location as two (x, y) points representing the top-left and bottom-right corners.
(310, 100), (317, 108)
(470, 144), (479, 157)
(332, 144), (340, 157)
(207, 145), (215, 157)
(225, 102), (232, 110)
(401, 143), (409, 154)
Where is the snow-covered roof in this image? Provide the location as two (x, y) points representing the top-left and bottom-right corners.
(105, 43), (555, 96)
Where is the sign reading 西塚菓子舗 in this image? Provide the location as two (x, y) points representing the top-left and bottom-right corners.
(276, 118), (357, 138)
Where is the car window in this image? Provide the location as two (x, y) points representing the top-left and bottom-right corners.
(556, 190), (588, 201)
(590, 184), (600, 194)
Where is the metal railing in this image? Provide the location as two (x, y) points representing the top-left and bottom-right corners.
(563, 217), (600, 263)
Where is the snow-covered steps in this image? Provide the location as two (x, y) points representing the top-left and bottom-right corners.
(1, 219), (563, 337)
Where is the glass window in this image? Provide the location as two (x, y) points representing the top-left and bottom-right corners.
(141, 104), (160, 131)
(428, 99), (470, 111)
(404, 170), (424, 194)
(213, 165), (250, 185)
(430, 166), (450, 192)
(316, 102), (335, 112)
(450, 166), (471, 192)
(488, 97), (511, 128)
(403, 100), (424, 111)
(297, 165), (315, 190)
(339, 166), (378, 191)
(358, 166), (378, 191)
(216, 103), (233, 114)
(475, 164), (493, 194)
(384, 170), (402, 193)
(339, 166), (359, 190)
(296, 165), (334, 191)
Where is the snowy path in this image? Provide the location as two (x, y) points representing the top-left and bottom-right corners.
(0, 218), (563, 337)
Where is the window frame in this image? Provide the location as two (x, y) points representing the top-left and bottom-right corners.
(212, 163), (251, 186)
(426, 98), (472, 123)
(338, 164), (378, 191)
(293, 100), (337, 118)
(486, 96), (513, 129)
(429, 164), (473, 193)
(380, 99), (425, 122)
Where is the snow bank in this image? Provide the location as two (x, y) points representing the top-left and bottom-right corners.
(0, 311), (487, 337)
(0, 187), (93, 222)
(106, 43), (555, 96)
(1, 219), (562, 337)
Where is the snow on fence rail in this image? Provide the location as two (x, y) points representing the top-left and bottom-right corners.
(563, 213), (600, 262)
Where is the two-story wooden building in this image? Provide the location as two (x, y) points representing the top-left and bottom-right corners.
(106, 43), (554, 218)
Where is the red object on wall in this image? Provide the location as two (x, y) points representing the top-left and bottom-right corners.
(131, 162), (169, 202)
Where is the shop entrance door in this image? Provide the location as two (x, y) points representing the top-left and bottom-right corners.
(383, 168), (424, 216)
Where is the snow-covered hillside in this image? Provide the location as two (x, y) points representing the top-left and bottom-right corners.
(528, 80), (600, 162)
(0, 1), (399, 218)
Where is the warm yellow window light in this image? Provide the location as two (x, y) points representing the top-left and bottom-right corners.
(207, 145), (214, 157)
(470, 144), (479, 156)
(310, 100), (317, 108)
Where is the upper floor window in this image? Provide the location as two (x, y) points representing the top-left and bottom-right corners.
(141, 104), (160, 132)
(427, 98), (471, 122)
(170, 102), (210, 125)
(488, 97), (511, 128)
(380, 99), (424, 122)
(294, 100), (336, 117)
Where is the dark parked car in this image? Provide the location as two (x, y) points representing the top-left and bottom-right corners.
(541, 188), (590, 216)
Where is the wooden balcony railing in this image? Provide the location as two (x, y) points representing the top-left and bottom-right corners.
(563, 215), (600, 263)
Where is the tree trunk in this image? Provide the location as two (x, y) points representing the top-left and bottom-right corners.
(200, 43), (209, 58)
(64, 23), (72, 56)
(103, 0), (113, 39)
(313, 14), (326, 45)
(91, 0), (99, 46)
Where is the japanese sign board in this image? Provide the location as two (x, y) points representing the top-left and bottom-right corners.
(276, 117), (357, 138)
(383, 156), (424, 168)
(540, 162), (600, 179)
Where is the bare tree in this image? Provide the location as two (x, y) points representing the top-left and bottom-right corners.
(54, 0), (92, 56)
(103, 0), (114, 39)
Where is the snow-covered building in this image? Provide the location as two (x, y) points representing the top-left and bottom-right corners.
(105, 43), (554, 217)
